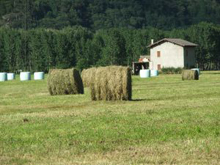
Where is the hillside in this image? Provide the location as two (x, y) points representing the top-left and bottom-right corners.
(1, 0), (220, 30)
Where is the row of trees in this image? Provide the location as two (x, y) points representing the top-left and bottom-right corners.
(1, 0), (220, 30)
(0, 22), (220, 72)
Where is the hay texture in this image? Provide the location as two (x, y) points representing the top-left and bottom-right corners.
(90, 66), (132, 101)
(81, 67), (97, 87)
(182, 70), (199, 80)
(47, 68), (84, 95)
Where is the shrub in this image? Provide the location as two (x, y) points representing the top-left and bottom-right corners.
(161, 67), (183, 74)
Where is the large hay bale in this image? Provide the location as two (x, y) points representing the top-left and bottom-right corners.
(47, 68), (84, 95)
(90, 66), (132, 101)
(182, 70), (199, 80)
(81, 68), (97, 87)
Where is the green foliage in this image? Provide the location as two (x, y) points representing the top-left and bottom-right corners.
(161, 67), (183, 74)
(1, 0), (220, 30)
(168, 22), (220, 70)
(1, 1), (220, 71)
(0, 22), (220, 72)
(97, 29), (127, 66)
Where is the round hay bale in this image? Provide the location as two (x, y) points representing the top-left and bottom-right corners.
(81, 68), (97, 87)
(140, 69), (150, 78)
(34, 72), (45, 80)
(182, 70), (199, 80)
(191, 68), (200, 75)
(90, 66), (132, 101)
(20, 72), (31, 81)
(7, 73), (15, 80)
(150, 70), (159, 77)
(47, 68), (84, 95)
(0, 72), (7, 82)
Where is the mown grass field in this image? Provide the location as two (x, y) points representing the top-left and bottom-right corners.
(0, 71), (220, 165)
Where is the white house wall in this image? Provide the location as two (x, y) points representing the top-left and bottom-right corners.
(150, 42), (184, 70)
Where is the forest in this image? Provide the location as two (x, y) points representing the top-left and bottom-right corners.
(1, 0), (220, 30)
(0, 0), (220, 72)
(0, 22), (220, 72)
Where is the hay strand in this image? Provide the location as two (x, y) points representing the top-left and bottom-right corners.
(47, 68), (84, 95)
(81, 67), (97, 87)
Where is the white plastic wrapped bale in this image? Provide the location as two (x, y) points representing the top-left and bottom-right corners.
(191, 68), (200, 75)
(7, 73), (15, 80)
(20, 72), (31, 81)
(0, 72), (7, 82)
(34, 72), (44, 80)
(140, 70), (150, 78)
(150, 70), (159, 77)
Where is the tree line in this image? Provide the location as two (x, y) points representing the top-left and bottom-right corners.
(1, 0), (220, 30)
(0, 22), (220, 72)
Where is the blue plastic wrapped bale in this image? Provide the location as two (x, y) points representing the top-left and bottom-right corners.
(0, 72), (7, 82)
(140, 70), (151, 78)
(150, 70), (159, 77)
(191, 68), (200, 75)
(20, 72), (31, 81)
(34, 72), (44, 80)
(7, 73), (15, 81)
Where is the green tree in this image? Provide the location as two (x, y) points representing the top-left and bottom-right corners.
(98, 29), (127, 66)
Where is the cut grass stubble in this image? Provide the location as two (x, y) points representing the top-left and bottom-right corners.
(0, 71), (220, 164)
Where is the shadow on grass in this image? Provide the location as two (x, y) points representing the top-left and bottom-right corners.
(208, 72), (220, 75)
(131, 99), (147, 102)
(202, 71), (220, 74)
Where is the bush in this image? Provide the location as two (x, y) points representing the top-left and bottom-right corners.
(161, 67), (183, 74)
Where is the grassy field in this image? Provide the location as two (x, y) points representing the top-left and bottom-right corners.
(0, 71), (220, 165)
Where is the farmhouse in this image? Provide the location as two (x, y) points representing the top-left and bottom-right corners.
(148, 38), (198, 70)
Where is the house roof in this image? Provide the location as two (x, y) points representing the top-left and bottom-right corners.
(147, 38), (198, 48)
(140, 55), (150, 59)
(139, 55), (150, 62)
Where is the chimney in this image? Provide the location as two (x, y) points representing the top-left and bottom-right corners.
(151, 39), (154, 44)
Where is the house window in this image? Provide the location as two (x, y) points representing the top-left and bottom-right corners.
(157, 64), (161, 70)
(157, 51), (161, 57)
